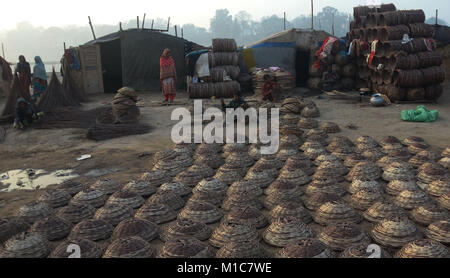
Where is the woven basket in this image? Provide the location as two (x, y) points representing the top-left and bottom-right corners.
(216, 240), (266, 258)
(282, 154), (314, 176)
(158, 182), (192, 198)
(371, 216), (421, 248)
(228, 180), (263, 197)
(425, 179), (450, 197)
(224, 206), (268, 229)
(135, 203), (177, 225)
(0, 232), (50, 258)
(30, 216), (72, 241)
(439, 193), (450, 210)
(262, 216), (315, 248)
(304, 192), (340, 211)
(339, 244), (392, 258)
(69, 219), (113, 242)
(314, 201), (363, 225)
(318, 222), (370, 252)
(123, 180), (156, 198)
(222, 191), (263, 211)
(90, 179), (122, 195)
(107, 190), (145, 209)
(363, 201), (407, 223)
(244, 168), (275, 189)
(346, 161), (382, 182)
(49, 238), (104, 258)
(382, 161), (416, 182)
(209, 220), (259, 248)
(425, 220), (450, 244)
(332, 146), (356, 161)
(112, 218), (158, 242)
(38, 189), (71, 209)
(212, 38), (237, 52)
(305, 180), (347, 197)
(57, 181), (84, 196)
(178, 201), (223, 224)
(56, 202), (95, 224)
(348, 180), (381, 195)
(0, 217), (30, 244)
(394, 239), (449, 258)
(161, 219), (212, 242)
(268, 202), (312, 224)
(297, 117), (319, 129)
(159, 238), (213, 258)
(147, 191), (186, 211)
(16, 201), (55, 225)
(409, 203), (449, 226)
(277, 238), (334, 258)
(349, 189), (384, 211)
(103, 236), (155, 258)
(140, 170), (171, 187)
(93, 203), (134, 227)
(344, 154), (367, 169)
(395, 189), (431, 210)
(72, 189), (107, 208)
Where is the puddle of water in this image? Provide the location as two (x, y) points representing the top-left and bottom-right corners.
(0, 169), (79, 192)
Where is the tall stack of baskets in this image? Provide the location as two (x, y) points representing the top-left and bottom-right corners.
(189, 39), (241, 99)
(348, 3), (445, 102)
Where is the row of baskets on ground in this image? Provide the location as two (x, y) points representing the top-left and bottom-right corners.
(188, 81), (241, 99)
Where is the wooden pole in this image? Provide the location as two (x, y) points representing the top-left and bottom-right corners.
(175, 25), (178, 37)
(64, 42), (66, 52)
(151, 19), (154, 29)
(318, 19), (321, 30)
(311, 0), (314, 30)
(137, 16), (140, 28)
(119, 22), (123, 31)
(88, 16), (96, 40)
(142, 13), (146, 29)
(181, 28), (184, 38)
(332, 13), (335, 36)
(167, 17), (171, 32)
(436, 9), (438, 25)
(284, 12), (286, 30)
(2, 43), (5, 59)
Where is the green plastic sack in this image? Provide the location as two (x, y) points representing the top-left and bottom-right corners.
(401, 106), (439, 123)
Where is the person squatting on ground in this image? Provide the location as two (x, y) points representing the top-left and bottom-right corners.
(262, 74), (277, 102)
(14, 98), (38, 129)
(221, 92), (249, 111)
(15, 55), (32, 93)
(321, 65), (341, 91)
(32, 56), (47, 101)
(160, 48), (177, 104)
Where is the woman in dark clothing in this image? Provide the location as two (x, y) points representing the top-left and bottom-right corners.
(15, 55), (32, 93)
(14, 98), (37, 129)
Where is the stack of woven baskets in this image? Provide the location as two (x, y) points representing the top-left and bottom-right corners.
(189, 38), (241, 99)
(348, 4), (445, 102)
(252, 67), (295, 99)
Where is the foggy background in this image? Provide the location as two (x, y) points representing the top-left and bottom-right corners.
(0, 2), (448, 67)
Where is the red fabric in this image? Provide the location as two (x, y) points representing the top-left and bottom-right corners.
(160, 55), (174, 67)
(162, 78), (176, 98)
(368, 52), (376, 66)
(262, 80), (275, 97)
(160, 55), (177, 81)
(315, 37), (330, 58)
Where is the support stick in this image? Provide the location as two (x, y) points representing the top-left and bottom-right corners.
(142, 13), (146, 29)
(175, 25), (178, 37)
(311, 0), (314, 30)
(119, 22), (123, 31)
(436, 9), (438, 25)
(64, 42), (66, 52)
(137, 16), (140, 28)
(167, 17), (171, 32)
(2, 43), (5, 58)
(151, 19), (154, 29)
(181, 28), (184, 38)
(332, 13), (335, 36)
(284, 12), (286, 30)
(88, 16), (96, 40)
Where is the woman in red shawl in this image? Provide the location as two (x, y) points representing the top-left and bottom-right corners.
(160, 49), (177, 104)
(15, 55), (32, 93)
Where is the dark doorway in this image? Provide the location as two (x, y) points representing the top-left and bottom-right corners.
(295, 50), (310, 87)
(100, 39), (122, 93)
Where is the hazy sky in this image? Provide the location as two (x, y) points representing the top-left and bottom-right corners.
(1, 0), (448, 30)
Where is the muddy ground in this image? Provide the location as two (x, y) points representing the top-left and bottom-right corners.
(0, 84), (449, 222)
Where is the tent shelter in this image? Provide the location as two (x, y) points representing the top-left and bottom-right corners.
(240, 29), (330, 86)
(72, 29), (204, 94)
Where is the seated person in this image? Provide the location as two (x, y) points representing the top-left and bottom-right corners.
(221, 92), (249, 111)
(322, 65), (341, 91)
(262, 74), (277, 102)
(14, 98), (38, 129)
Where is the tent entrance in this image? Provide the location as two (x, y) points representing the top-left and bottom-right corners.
(100, 39), (123, 93)
(295, 50), (310, 87)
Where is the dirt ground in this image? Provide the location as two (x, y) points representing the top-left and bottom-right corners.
(0, 84), (449, 236)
